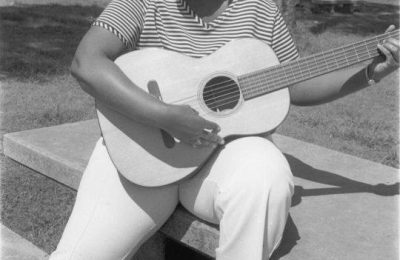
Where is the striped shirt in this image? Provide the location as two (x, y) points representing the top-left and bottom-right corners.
(93, 0), (299, 62)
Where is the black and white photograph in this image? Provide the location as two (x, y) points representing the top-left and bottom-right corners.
(0, 0), (399, 259)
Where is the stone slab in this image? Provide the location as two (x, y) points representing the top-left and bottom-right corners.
(1, 224), (49, 260)
(3, 120), (100, 189)
(271, 135), (399, 260)
(3, 120), (399, 260)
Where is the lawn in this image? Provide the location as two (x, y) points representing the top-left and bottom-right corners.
(0, 1), (399, 256)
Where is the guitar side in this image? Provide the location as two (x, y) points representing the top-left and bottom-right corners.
(96, 38), (290, 187)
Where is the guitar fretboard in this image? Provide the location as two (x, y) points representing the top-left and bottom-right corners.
(238, 30), (399, 100)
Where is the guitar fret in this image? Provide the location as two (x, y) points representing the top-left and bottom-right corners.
(321, 52), (329, 71)
(240, 30), (399, 100)
(365, 41), (375, 58)
(296, 60), (305, 79)
(290, 62), (305, 80)
(303, 57), (315, 77)
(288, 63), (296, 80)
(353, 43), (361, 62)
(322, 50), (335, 70)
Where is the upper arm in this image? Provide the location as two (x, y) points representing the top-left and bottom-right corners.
(72, 0), (146, 72)
(74, 26), (126, 63)
(271, 5), (299, 63)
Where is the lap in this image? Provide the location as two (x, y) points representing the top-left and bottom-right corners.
(179, 136), (293, 224)
(52, 136), (293, 259)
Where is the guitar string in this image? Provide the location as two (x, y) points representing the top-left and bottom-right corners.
(199, 30), (398, 99)
(220, 32), (396, 105)
(239, 31), (399, 100)
(183, 52), (382, 114)
(177, 48), (371, 110)
(194, 47), (381, 112)
(189, 54), (378, 113)
(231, 31), (398, 97)
(185, 47), (385, 114)
(168, 34), (380, 104)
(173, 32), (398, 108)
(241, 45), (376, 96)
(168, 31), (398, 106)
(198, 40), (374, 99)
(181, 40), (385, 112)
(205, 41), (386, 111)
(191, 38), (386, 111)
(240, 30), (399, 83)
(157, 31), (399, 112)
(197, 41), (390, 111)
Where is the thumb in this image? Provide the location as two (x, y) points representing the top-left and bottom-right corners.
(203, 119), (221, 133)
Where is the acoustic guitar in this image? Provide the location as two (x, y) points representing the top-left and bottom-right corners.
(96, 29), (398, 187)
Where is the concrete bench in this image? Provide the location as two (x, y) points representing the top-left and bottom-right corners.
(1, 224), (49, 260)
(3, 120), (399, 260)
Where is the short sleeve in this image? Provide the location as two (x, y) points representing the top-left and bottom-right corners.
(92, 0), (146, 50)
(271, 7), (299, 63)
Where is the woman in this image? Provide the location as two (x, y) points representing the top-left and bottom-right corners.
(50, 0), (399, 259)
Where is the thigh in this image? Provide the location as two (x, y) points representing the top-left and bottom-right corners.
(178, 136), (293, 224)
(51, 138), (179, 260)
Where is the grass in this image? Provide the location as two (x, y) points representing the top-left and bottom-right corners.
(0, 5), (102, 81)
(0, 1), (399, 257)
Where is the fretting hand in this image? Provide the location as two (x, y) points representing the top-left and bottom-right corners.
(367, 25), (400, 81)
(161, 104), (224, 148)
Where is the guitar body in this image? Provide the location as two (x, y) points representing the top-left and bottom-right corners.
(96, 38), (290, 187)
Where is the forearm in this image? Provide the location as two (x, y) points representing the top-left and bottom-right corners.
(71, 53), (170, 129)
(290, 25), (399, 106)
(290, 63), (370, 106)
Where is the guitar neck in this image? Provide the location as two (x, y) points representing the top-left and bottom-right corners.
(238, 29), (399, 100)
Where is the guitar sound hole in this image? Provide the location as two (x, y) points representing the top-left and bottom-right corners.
(203, 76), (240, 112)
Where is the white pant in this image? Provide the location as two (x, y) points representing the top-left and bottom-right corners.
(50, 136), (294, 260)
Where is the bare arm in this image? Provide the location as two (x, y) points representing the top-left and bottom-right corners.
(71, 26), (223, 147)
(71, 27), (170, 127)
(290, 26), (399, 106)
(290, 63), (370, 106)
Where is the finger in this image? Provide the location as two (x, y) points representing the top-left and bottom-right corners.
(202, 119), (221, 133)
(191, 139), (216, 149)
(200, 131), (220, 144)
(211, 124), (221, 134)
(191, 139), (202, 148)
(378, 43), (398, 66)
(385, 24), (396, 33)
(201, 128), (224, 145)
(197, 139), (216, 148)
(386, 38), (400, 48)
(201, 133), (224, 145)
(201, 119), (224, 144)
(382, 41), (400, 63)
(379, 43), (398, 66)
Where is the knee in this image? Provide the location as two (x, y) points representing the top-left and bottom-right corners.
(243, 167), (293, 206)
(224, 137), (294, 199)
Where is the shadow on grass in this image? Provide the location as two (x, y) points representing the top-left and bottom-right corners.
(0, 5), (103, 81)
